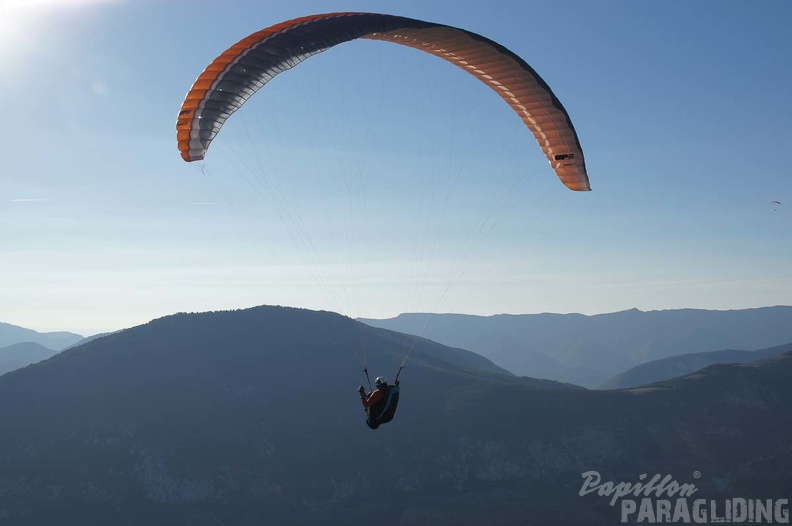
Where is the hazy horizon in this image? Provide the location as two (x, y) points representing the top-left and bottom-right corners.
(5, 302), (792, 339)
(3, 1), (790, 336)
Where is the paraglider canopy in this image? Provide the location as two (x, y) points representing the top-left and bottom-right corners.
(176, 12), (590, 191)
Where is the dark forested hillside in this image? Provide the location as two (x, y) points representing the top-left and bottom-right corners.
(0, 306), (789, 525)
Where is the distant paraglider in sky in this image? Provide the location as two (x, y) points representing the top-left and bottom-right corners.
(771, 200), (781, 211)
(176, 12), (590, 191)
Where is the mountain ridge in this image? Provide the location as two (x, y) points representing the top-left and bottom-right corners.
(601, 342), (792, 389)
(359, 306), (792, 387)
(0, 321), (83, 350)
(0, 305), (789, 524)
(0, 341), (61, 376)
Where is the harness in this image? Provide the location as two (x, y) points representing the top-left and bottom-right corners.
(366, 384), (400, 429)
(362, 366), (403, 429)
(375, 384), (400, 423)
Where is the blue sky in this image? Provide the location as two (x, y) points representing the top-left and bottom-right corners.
(1, 0), (790, 335)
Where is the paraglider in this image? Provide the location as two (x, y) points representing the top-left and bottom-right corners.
(176, 12), (590, 191)
(358, 376), (400, 430)
(176, 12), (592, 429)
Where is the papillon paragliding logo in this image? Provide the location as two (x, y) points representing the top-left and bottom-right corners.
(579, 471), (790, 524)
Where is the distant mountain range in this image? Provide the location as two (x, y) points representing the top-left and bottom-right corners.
(0, 322), (83, 350)
(359, 306), (792, 387)
(0, 342), (61, 376)
(601, 342), (792, 389)
(0, 322), (85, 376)
(0, 305), (789, 525)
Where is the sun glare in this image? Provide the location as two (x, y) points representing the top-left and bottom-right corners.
(1, 0), (118, 9)
(0, 0), (118, 78)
